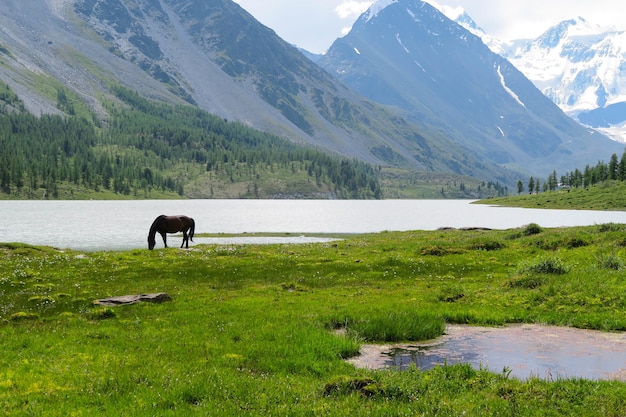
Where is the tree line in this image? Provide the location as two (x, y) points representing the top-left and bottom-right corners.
(517, 150), (626, 194)
(0, 84), (382, 199)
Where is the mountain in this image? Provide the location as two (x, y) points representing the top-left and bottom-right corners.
(449, 12), (626, 145)
(318, 0), (622, 176)
(0, 0), (515, 186)
(496, 18), (626, 144)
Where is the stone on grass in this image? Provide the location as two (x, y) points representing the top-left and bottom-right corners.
(93, 292), (172, 306)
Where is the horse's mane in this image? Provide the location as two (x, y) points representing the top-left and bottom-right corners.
(149, 215), (166, 236)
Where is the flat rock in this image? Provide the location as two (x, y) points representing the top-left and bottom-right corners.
(93, 292), (172, 306)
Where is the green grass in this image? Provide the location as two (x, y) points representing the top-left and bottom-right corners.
(379, 167), (505, 199)
(2, 225), (626, 415)
(477, 180), (626, 210)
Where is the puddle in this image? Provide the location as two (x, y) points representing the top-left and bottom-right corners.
(348, 324), (626, 381)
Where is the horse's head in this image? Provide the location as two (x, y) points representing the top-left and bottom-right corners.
(148, 235), (156, 250)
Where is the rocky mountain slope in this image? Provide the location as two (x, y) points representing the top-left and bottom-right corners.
(318, 0), (622, 176)
(0, 0), (517, 184)
(2, 0), (620, 185)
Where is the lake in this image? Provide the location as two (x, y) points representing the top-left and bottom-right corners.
(1, 199), (626, 251)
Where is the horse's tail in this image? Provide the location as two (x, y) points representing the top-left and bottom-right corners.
(189, 218), (195, 242)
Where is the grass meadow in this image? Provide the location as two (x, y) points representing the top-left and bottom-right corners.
(2, 223), (626, 415)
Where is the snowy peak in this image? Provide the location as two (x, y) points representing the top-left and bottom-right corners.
(536, 17), (610, 49)
(361, 0), (456, 24)
(499, 18), (626, 142)
(454, 11), (481, 33)
(364, 0), (398, 22)
(318, 0), (622, 176)
(355, 0), (474, 44)
(426, 2), (510, 55)
(442, 7), (626, 143)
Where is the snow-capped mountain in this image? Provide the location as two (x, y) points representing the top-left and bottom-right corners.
(448, 10), (626, 143)
(319, 0), (621, 176)
(506, 18), (626, 143)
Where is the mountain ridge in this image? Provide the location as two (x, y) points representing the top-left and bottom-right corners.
(318, 0), (622, 176)
(446, 8), (626, 144)
(0, 0), (522, 185)
(2, 0), (620, 190)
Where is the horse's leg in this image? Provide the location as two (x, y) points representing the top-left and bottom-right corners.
(160, 232), (167, 248)
(181, 231), (188, 248)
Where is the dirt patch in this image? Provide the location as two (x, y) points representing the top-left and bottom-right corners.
(349, 324), (626, 381)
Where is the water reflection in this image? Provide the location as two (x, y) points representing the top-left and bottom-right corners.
(353, 324), (626, 381)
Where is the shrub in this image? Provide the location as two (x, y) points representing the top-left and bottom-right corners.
(519, 257), (569, 275)
(597, 223), (626, 233)
(419, 245), (464, 256)
(28, 295), (54, 303)
(87, 307), (116, 320)
(10, 311), (39, 321)
(596, 253), (624, 271)
(523, 223), (542, 236)
(565, 237), (588, 248)
(536, 235), (589, 250)
(467, 238), (505, 251)
(507, 275), (544, 289)
(420, 245), (447, 256)
(437, 286), (466, 302)
(323, 375), (378, 397)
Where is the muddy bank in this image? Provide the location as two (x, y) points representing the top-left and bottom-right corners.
(348, 324), (626, 381)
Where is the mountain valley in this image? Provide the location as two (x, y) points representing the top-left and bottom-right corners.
(0, 0), (623, 199)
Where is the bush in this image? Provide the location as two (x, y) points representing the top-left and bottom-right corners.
(519, 257), (569, 275)
(507, 275), (544, 289)
(596, 253), (624, 271)
(437, 286), (466, 302)
(420, 246), (447, 256)
(523, 223), (543, 236)
(87, 307), (116, 320)
(565, 237), (588, 248)
(10, 311), (39, 321)
(323, 375), (378, 397)
(597, 223), (626, 233)
(467, 238), (505, 251)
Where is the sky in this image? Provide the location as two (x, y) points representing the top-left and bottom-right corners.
(233, 0), (626, 54)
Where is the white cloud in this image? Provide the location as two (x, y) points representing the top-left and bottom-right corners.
(335, 1), (373, 19)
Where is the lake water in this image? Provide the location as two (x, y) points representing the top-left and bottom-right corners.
(1, 199), (626, 251)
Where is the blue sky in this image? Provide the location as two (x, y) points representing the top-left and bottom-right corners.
(233, 0), (626, 54)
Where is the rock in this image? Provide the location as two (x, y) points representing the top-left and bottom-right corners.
(93, 292), (172, 306)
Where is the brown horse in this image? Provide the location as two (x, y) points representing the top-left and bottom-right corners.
(148, 215), (195, 250)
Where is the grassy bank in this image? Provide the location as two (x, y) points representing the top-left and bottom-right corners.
(477, 180), (626, 210)
(2, 224), (626, 415)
